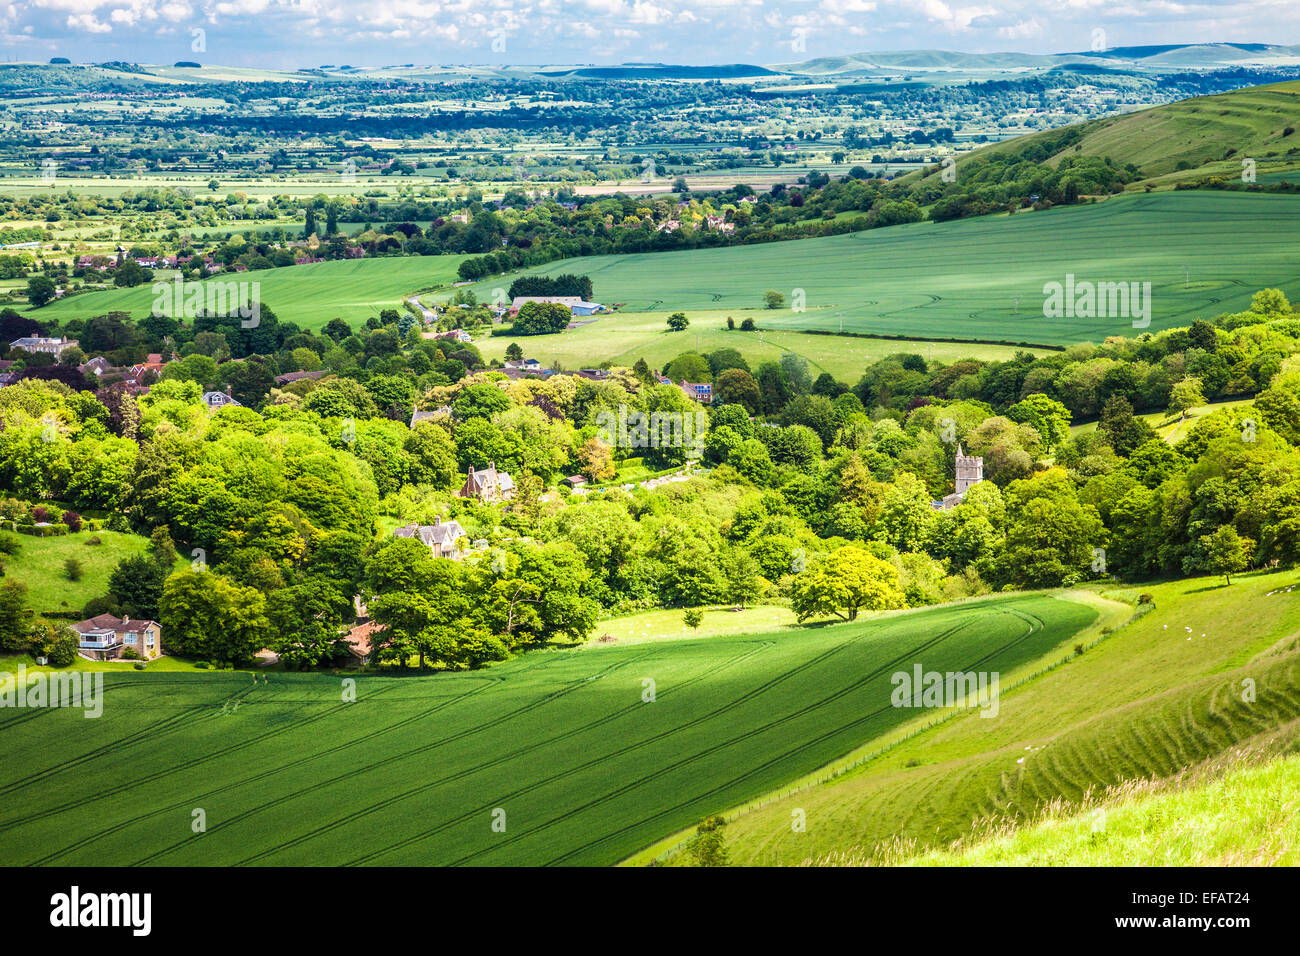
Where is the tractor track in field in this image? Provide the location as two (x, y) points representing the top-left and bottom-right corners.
(24, 677), (503, 866)
(0, 682), (262, 799)
(224, 641), (776, 866)
(533, 604), (1049, 866)
(128, 649), (661, 865)
(348, 606), (1040, 867)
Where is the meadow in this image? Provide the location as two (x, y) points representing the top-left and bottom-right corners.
(2, 529), (156, 616)
(474, 191), (1300, 346)
(662, 570), (1300, 866)
(0, 592), (1099, 866)
(34, 256), (467, 331)
(475, 310), (1046, 381)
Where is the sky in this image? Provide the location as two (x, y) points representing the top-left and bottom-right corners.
(1, 0), (1298, 69)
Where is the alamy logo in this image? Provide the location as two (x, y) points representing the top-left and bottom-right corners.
(1042, 274), (1151, 329)
(890, 665), (1000, 717)
(152, 277), (261, 328)
(0, 666), (102, 718)
(50, 886), (151, 936)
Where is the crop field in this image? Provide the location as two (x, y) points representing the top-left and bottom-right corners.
(673, 570), (1300, 867)
(0, 593), (1099, 866)
(33, 256), (467, 331)
(475, 191), (1300, 346)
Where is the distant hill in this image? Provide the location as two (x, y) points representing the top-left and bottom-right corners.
(921, 78), (1300, 183)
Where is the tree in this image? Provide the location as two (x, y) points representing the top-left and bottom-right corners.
(1169, 377), (1206, 421)
(159, 570), (271, 665)
(763, 290), (785, 310)
(666, 312), (690, 331)
(0, 581), (32, 652)
(504, 342), (524, 362)
(1199, 525), (1253, 584)
(109, 554), (169, 620)
(714, 368), (761, 415)
(683, 607), (703, 629)
(790, 546), (907, 622)
(686, 816), (728, 866)
(575, 436), (616, 483)
(63, 557), (83, 581)
(26, 276), (56, 308)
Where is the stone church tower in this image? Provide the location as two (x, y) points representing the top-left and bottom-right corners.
(954, 445), (983, 496)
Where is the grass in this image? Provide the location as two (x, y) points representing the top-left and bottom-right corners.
(1070, 397), (1256, 441)
(2, 530), (156, 616)
(476, 310), (1047, 380)
(469, 191), (1300, 346)
(592, 604), (801, 645)
(888, 752), (1300, 866)
(671, 569), (1300, 866)
(32, 255), (467, 331)
(0, 592), (1101, 866)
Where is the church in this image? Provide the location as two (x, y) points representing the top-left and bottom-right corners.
(932, 445), (984, 510)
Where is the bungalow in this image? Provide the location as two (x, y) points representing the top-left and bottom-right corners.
(71, 614), (162, 661)
(503, 358), (542, 371)
(561, 475), (588, 489)
(201, 386), (242, 411)
(393, 518), (466, 559)
(459, 461), (515, 503)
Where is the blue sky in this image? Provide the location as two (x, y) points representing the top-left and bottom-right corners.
(2, 0), (1297, 68)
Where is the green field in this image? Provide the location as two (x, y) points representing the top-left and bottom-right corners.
(2, 530), (156, 616)
(0, 592), (1101, 866)
(33, 256), (467, 331)
(668, 570), (1300, 866)
(472, 192), (1300, 346)
(476, 310), (1047, 380)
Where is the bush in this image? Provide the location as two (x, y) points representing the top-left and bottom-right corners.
(106, 514), (131, 533)
(62, 510), (82, 532)
(84, 535), (102, 546)
(194, 661), (210, 669)
(0, 532), (21, 556)
(121, 647), (141, 660)
(63, 557), (83, 581)
(133, 662), (146, 670)
(683, 608), (704, 629)
(1138, 593), (1155, 605)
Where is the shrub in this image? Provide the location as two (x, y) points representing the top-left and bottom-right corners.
(133, 662), (146, 670)
(106, 514), (131, 533)
(1138, 593), (1155, 605)
(63, 557), (83, 581)
(121, 647), (141, 660)
(84, 535), (102, 546)
(194, 661), (210, 669)
(62, 510), (82, 532)
(683, 608), (704, 629)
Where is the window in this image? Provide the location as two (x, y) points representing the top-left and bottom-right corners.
(125, 634), (137, 645)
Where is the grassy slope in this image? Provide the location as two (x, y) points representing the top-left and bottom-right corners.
(0, 592), (1100, 866)
(476, 309), (1046, 380)
(919, 79), (1300, 182)
(1070, 397), (1256, 441)
(896, 750), (1300, 866)
(471, 192), (1300, 346)
(668, 570), (1300, 866)
(3, 530), (154, 615)
(33, 256), (467, 331)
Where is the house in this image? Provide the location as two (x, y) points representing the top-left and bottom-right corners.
(562, 475), (588, 489)
(342, 620), (379, 666)
(202, 385), (242, 411)
(680, 380), (712, 403)
(71, 614), (162, 661)
(932, 446), (984, 510)
(503, 358), (542, 371)
(510, 295), (582, 313)
(409, 405), (452, 428)
(393, 518), (466, 559)
(273, 369), (327, 386)
(435, 329), (472, 344)
(9, 336), (78, 357)
(459, 461), (515, 502)
(78, 356), (112, 378)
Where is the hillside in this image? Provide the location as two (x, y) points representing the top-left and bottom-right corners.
(471, 191), (1300, 347)
(927, 78), (1300, 184)
(895, 752), (1300, 866)
(0, 593), (1104, 866)
(639, 570), (1300, 866)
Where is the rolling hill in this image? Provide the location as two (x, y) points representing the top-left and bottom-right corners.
(638, 570), (1300, 866)
(0, 593), (1102, 866)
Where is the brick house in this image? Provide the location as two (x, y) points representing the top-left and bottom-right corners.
(458, 461), (515, 502)
(71, 615), (163, 661)
(393, 518), (466, 559)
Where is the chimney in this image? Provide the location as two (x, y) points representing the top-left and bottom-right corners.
(488, 461), (495, 471)
(225, 384), (232, 398)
